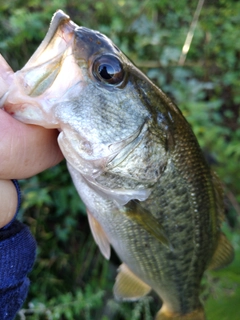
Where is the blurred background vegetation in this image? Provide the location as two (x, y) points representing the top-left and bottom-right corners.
(0, 0), (240, 319)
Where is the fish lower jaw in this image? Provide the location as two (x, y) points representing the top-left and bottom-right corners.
(3, 101), (59, 128)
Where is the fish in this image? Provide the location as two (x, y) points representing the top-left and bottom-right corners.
(0, 10), (234, 320)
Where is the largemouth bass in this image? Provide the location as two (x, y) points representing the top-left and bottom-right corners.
(0, 10), (234, 320)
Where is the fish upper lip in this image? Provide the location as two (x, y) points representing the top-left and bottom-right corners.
(23, 10), (78, 69)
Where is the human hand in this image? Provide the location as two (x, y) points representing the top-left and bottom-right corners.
(0, 111), (63, 227)
(0, 57), (63, 228)
(0, 111), (63, 228)
(0, 109), (63, 179)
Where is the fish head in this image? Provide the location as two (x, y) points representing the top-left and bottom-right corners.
(1, 10), (173, 177)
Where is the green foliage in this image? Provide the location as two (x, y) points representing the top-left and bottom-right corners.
(1, 0), (239, 319)
(18, 286), (104, 320)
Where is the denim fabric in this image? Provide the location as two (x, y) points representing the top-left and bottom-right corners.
(0, 181), (36, 319)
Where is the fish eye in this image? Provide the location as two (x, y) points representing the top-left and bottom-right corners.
(92, 55), (124, 85)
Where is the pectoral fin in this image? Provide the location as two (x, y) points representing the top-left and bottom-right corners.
(114, 263), (151, 301)
(87, 209), (111, 260)
(124, 201), (172, 250)
(208, 231), (234, 270)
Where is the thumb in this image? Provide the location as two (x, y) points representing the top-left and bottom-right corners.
(0, 180), (18, 228)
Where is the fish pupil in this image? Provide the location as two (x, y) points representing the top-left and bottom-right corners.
(98, 64), (114, 80)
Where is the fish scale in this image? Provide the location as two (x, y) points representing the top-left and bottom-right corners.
(97, 152), (206, 314)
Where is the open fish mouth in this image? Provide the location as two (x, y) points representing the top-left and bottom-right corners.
(0, 11), (83, 127)
(23, 10), (77, 71)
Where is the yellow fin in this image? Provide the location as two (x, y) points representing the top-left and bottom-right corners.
(113, 263), (151, 301)
(87, 209), (111, 260)
(156, 305), (205, 320)
(125, 201), (172, 249)
(208, 231), (234, 270)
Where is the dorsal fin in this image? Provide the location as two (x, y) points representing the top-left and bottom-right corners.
(87, 209), (111, 260)
(208, 170), (234, 270)
(113, 263), (151, 301)
(211, 170), (225, 226)
(208, 232), (234, 270)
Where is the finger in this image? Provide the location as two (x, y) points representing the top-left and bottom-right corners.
(0, 110), (63, 179)
(0, 54), (13, 97)
(0, 180), (18, 228)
